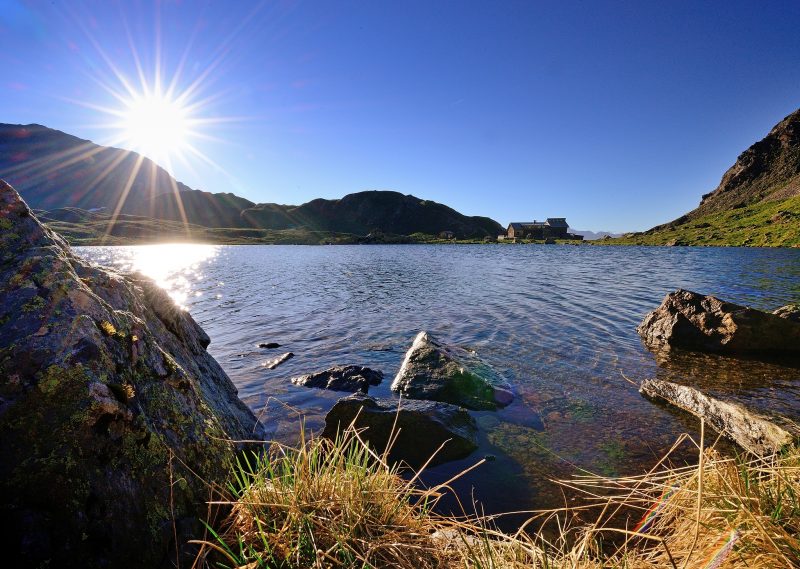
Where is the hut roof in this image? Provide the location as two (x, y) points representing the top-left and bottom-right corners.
(545, 218), (568, 228)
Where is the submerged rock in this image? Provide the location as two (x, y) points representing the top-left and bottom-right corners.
(637, 289), (800, 355)
(264, 352), (293, 369)
(322, 393), (478, 468)
(391, 331), (513, 410)
(0, 181), (264, 568)
(291, 365), (383, 393)
(640, 379), (795, 456)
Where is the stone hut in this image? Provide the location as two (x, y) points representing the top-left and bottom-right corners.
(506, 218), (570, 239)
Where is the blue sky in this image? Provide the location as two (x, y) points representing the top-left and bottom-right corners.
(1, 0), (799, 232)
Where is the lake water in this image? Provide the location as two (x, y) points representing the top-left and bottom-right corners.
(75, 244), (800, 523)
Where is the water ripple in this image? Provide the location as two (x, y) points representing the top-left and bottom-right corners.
(76, 243), (800, 515)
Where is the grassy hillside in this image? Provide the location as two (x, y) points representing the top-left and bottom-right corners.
(614, 108), (800, 248)
(602, 194), (800, 247)
(39, 210), (422, 246)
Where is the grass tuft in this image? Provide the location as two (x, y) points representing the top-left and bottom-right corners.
(193, 420), (800, 568)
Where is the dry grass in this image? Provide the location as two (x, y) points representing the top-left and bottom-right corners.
(556, 428), (800, 568)
(193, 419), (800, 569)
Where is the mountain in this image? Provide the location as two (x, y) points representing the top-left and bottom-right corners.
(0, 123), (191, 213)
(241, 191), (503, 237)
(1, 123), (502, 239)
(610, 108), (800, 247)
(570, 229), (623, 241)
(126, 189), (255, 228)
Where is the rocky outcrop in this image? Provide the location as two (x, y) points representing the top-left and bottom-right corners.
(649, 108), (800, 232)
(640, 379), (795, 456)
(391, 331), (513, 411)
(322, 393), (478, 468)
(774, 304), (800, 323)
(0, 180), (264, 568)
(637, 290), (800, 355)
(694, 108), (800, 215)
(291, 365), (383, 393)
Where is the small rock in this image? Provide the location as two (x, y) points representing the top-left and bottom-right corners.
(640, 379), (795, 456)
(291, 365), (383, 393)
(258, 342), (281, 349)
(322, 393), (478, 468)
(637, 289), (800, 355)
(391, 331), (513, 410)
(264, 352), (294, 370)
(774, 304), (800, 323)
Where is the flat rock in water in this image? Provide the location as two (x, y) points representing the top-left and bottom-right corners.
(640, 379), (795, 456)
(0, 181), (263, 568)
(637, 289), (800, 355)
(291, 365), (383, 393)
(264, 352), (293, 369)
(390, 331), (513, 410)
(322, 393), (478, 468)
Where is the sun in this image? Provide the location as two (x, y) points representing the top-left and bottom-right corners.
(119, 90), (191, 164)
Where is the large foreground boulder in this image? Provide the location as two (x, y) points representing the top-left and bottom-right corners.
(322, 393), (478, 468)
(291, 365), (383, 393)
(640, 379), (795, 456)
(0, 181), (264, 568)
(637, 289), (800, 355)
(390, 331), (513, 410)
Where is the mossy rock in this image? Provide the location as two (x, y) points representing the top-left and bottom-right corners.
(0, 181), (264, 568)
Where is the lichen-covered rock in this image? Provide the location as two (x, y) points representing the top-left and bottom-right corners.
(0, 180), (264, 568)
(640, 379), (796, 456)
(637, 289), (800, 354)
(322, 393), (478, 468)
(390, 331), (513, 410)
(774, 303), (800, 323)
(291, 365), (383, 393)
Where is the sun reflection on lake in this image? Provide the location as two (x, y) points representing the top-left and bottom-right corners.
(85, 244), (220, 307)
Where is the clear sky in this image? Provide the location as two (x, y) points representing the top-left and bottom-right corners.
(1, 0), (799, 232)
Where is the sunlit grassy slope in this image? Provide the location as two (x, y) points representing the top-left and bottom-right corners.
(602, 195), (800, 247)
(39, 213), (411, 246)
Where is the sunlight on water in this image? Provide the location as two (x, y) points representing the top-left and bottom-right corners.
(74, 244), (800, 518)
(85, 244), (219, 307)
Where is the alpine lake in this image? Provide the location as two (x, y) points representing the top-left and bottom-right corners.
(76, 243), (800, 528)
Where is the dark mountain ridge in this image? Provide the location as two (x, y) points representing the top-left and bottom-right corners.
(241, 191), (502, 237)
(0, 123), (191, 214)
(0, 122), (502, 238)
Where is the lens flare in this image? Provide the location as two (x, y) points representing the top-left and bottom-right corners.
(120, 91), (190, 163)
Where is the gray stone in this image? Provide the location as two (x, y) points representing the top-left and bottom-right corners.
(264, 352), (293, 369)
(390, 331), (513, 410)
(640, 379), (795, 456)
(774, 304), (800, 323)
(322, 393), (478, 468)
(637, 289), (800, 355)
(291, 365), (383, 393)
(0, 180), (264, 568)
